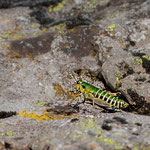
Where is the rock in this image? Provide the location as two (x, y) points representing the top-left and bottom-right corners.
(0, 0), (150, 149)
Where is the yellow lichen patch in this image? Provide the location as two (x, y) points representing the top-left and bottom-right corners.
(53, 83), (66, 96)
(49, 0), (70, 13)
(22, 25), (26, 29)
(0, 123), (6, 126)
(134, 58), (143, 65)
(0, 130), (14, 137)
(18, 110), (52, 121)
(9, 34), (27, 39)
(31, 24), (36, 28)
(32, 31), (41, 36)
(115, 71), (124, 81)
(83, 0), (100, 9)
(76, 119), (123, 149)
(77, 119), (102, 135)
(50, 24), (67, 37)
(18, 109), (77, 121)
(75, 119), (102, 139)
(34, 101), (49, 107)
(133, 143), (150, 150)
(142, 55), (150, 60)
(69, 28), (80, 34)
(0, 31), (13, 39)
(98, 136), (123, 149)
(75, 133), (82, 138)
(114, 71), (124, 89)
(107, 24), (116, 32)
(41, 27), (47, 31)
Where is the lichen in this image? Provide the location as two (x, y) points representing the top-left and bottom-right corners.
(50, 24), (67, 37)
(83, 0), (100, 9)
(107, 24), (116, 32)
(49, 0), (70, 13)
(0, 130), (14, 137)
(114, 71), (124, 89)
(0, 123), (6, 126)
(18, 109), (53, 121)
(53, 83), (66, 96)
(75, 133), (82, 138)
(34, 101), (48, 107)
(99, 136), (123, 149)
(77, 118), (123, 149)
(0, 31), (13, 39)
(142, 55), (150, 60)
(133, 143), (150, 150)
(134, 58), (143, 65)
(18, 109), (77, 121)
(76, 119), (102, 136)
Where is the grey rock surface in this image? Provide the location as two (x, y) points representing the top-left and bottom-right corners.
(0, 0), (150, 149)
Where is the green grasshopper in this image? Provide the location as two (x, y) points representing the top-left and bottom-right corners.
(70, 74), (129, 110)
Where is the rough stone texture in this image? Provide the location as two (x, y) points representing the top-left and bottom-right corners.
(0, 0), (150, 149)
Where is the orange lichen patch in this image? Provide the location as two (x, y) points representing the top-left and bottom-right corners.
(18, 109), (54, 121)
(53, 83), (66, 96)
(18, 109), (77, 121)
(118, 39), (124, 45)
(90, 143), (98, 149)
(90, 49), (98, 58)
(41, 27), (47, 31)
(69, 28), (80, 34)
(9, 34), (27, 40)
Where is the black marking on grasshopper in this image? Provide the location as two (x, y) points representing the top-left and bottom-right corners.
(75, 80), (129, 110)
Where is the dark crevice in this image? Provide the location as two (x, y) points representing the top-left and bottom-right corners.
(127, 89), (150, 115)
(116, 61), (134, 79)
(101, 123), (112, 131)
(112, 116), (128, 124)
(131, 52), (150, 74)
(5, 142), (12, 149)
(0, 0), (62, 8)
(0, 111), (17, 119)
